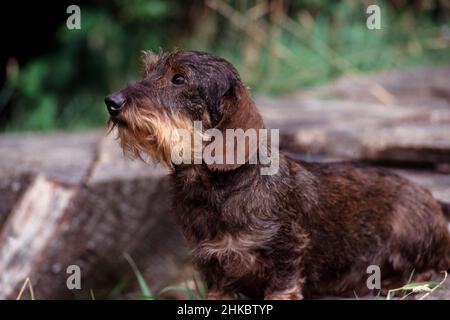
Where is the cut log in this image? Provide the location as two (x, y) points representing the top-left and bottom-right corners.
(258, 97), (450, 168)
(0, 132), (191, 299)
(260, 65), (450, 168)
(0, 174), (75, 298)
(306, 65), (450, 109)
(0, 174), (33, 230)
(27, 133), (191, 299)
(0, 132), (100, 184)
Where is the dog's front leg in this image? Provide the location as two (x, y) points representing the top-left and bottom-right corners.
(204, 281), (236, 300)
(203, 272), (237, 300)
(205, 290), (235, 300)
(264, 272), (304, 300)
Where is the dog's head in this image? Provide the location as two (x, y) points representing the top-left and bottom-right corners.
(105, 50), (265, 170)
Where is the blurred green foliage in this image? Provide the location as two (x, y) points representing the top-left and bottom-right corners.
(1, 0), (449, 131)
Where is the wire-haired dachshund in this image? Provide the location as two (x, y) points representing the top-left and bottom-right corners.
(105, 50), (450, 299)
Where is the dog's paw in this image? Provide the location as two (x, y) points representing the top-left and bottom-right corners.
(206, 291), (236, 300)
(264, 291), (304, 300)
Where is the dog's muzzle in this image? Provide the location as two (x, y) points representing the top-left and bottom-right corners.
(105, 92), (126, 116)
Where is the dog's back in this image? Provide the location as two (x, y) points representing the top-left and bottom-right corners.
(297, 160), (450, 296)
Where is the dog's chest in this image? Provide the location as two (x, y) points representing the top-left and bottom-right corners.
(194, 232), (274, 279)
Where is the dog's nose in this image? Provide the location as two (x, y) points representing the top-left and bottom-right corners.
(105, 93), (126, 115)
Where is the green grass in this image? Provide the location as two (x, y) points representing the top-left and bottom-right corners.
(124, 253), (206, 300)
(124, 253), (153, 299)
(124, 253), (446, 300)
(217, 9), (449, 95)
(1, 0), (449, 132)
(386, 270), (447, 300)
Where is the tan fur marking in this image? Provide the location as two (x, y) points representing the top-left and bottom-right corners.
(265, 284), (303, 300)
(108, 101), (195, 168)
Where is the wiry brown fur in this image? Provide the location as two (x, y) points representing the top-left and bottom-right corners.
(107, 99), (195, 168)
(106, 50), (450, 300)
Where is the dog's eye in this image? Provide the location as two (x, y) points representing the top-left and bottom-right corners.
(171, 74), (185, 85)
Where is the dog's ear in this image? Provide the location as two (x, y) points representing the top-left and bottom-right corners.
(205, 84), (265, 171)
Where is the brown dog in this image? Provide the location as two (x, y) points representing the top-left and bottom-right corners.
(105, 50), (450, 299)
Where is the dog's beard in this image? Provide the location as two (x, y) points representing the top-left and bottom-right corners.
(107, 102), (195, 168)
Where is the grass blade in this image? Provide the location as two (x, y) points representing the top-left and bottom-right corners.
(183, 279), (197, 300)
(193, 274), (206, 299)
(123, 253), (152, 298)
(90, 289), (96, 300)
(107, 276), (129, 300)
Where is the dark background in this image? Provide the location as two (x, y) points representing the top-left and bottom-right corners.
(1, 0), (449, 131)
